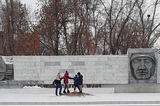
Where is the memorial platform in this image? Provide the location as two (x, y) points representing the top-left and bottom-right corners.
(0, 88), (159, 105)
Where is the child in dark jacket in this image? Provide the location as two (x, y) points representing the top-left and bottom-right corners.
(77, 72), (83, 93)
(54, 73), (62, 96)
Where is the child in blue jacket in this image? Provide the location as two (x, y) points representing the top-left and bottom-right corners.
(69, 75), (80, 92)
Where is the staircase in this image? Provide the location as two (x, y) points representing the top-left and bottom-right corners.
(5, 64), (14, 80)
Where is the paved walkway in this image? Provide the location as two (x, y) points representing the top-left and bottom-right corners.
(0, 93), (160, 105)
(0, 88), (160, 105)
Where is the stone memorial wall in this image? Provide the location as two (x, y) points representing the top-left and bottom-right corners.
(13, 55), (128, 85)
(1, 48), (160, 92)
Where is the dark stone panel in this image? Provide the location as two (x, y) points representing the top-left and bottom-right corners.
(44, 62), (60, 66)
(71, 61), (85, 66)
(59, 69), (75, 73)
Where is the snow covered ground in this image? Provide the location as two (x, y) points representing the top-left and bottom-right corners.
(0, 87), (160, 106)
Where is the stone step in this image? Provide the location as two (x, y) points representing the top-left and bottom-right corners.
(0, 101), (160, 105)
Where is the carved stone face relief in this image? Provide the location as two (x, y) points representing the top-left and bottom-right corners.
(128, 48), (157, 83)
(130, 54), (156, 80)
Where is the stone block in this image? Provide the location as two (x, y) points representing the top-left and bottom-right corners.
(14, 76), (24, 80)
(85, 61), (96, 66)
(39, 76), (53, 80)
(98, 56), (108, 61)
(71, 61), (85, 66)
(78, 57), (88, 61)
(61, 61), (71, 66)
(44, 62), (60, 66)
(59, 69), (75, 73)
(87, 57), (98, 61)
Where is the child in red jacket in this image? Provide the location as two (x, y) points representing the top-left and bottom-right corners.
(61, 71), (70, 93)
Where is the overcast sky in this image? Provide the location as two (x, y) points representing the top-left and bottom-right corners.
(20, 0), (37, 5)
(20, 0), (38, 10)
(20, 0), (38, 22)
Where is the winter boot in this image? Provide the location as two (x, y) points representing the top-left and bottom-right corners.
(63, 91), (66, 94)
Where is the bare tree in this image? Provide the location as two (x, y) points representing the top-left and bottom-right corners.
(36, 0), (70, 55)
(1, 0), (158, 55)
(99, 0), (160, 54)
(0, 0), (30, 55)
(135, 0), (160, 47)
(66, 0), (103, 55)
(99, 0), (138, 54)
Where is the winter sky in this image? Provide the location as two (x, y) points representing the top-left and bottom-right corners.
(20, 0), (37, 5)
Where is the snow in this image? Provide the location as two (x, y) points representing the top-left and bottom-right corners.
(23, 85), (41, 89)
(1, 93), (160, 102)
(0, 87), (160, 106)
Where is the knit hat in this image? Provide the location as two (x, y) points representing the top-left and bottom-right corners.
(77, 72), (80, 75)
(66, 71), (69, 75)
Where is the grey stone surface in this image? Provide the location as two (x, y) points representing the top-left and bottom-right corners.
(12, 55), (129, 84)
(128, 48), (158, 83)
(0, 57), (6, 73)
(102, 83), (160, 93)
(0, 100), (159, 105)
(20, 102), (36, 105)
(44, 62), (60, 66)
(0, 102), (5, 105)
(0, 57), (6, 80)
(0, 57), (14, 81)
(5, 102), (21, 105)
(59, 69), (75, 73)
(3, 49), (159, 93)
(71, 61), (85, 66)
(0, 88), (160, 105)
(0, 80), (44, 88)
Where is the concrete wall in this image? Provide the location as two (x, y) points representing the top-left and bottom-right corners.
(13, 54), (160, 85)
(13, 55), (128, 85)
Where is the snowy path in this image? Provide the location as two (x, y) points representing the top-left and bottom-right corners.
(0, 88), (160, 105)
